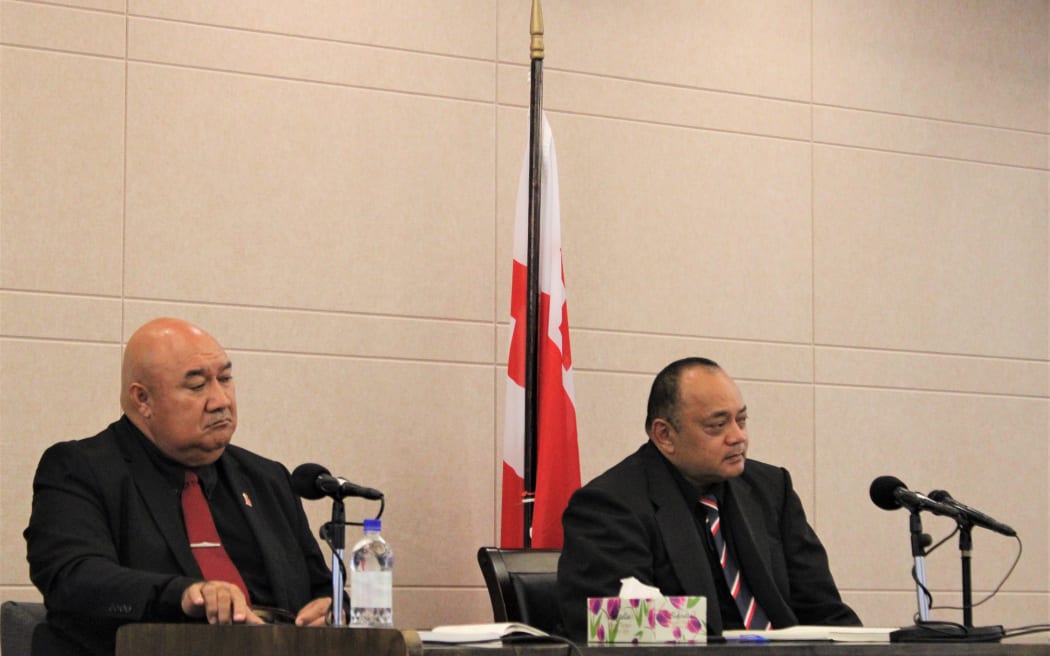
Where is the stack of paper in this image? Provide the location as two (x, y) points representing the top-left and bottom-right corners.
(723, 625), (895, 643)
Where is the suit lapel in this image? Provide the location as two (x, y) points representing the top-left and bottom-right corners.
(641, 445), (723, 633)
(115, 422), (200, 577)
(723, 477), (797, 627)
(219, 453), (293, 610)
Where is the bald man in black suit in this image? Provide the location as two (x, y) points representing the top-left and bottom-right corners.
(25, 318), (333, 655)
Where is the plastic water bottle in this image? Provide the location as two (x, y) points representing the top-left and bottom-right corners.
(349, 518), (394, 627)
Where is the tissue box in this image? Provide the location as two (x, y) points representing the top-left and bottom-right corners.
(587, 596), (706, 644)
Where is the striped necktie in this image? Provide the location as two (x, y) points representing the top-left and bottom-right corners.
(700, 494), (771, 630)
(182, 469), (251, 603)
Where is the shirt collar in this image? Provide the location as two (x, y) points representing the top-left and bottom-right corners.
(653, 445), (726, 505)
(122, 414), (221, 496)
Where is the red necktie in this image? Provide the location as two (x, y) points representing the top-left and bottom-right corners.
(700, 495), (771, 630)
(182, 469), (251, 603)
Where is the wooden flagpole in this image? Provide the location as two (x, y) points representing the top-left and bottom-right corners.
(522, 0), (544, 549)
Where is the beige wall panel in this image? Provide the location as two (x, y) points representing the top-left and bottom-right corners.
(26, 0), (124, 11)
(0, 49), (124, 294)
(0, 585), (40, 602)
(396, 587), (494, 630)
(124, 301), (495, 364)
(496, 109), (813, 342)
(571, 370), (652, 485)
(815, 387), (1047, 594)
(817, 347), (1049, 398)
(0, 1), (124, 57)
(1, 292), (121, 342)
(498, 0), (811, 101)
(15, 0), (121, 9)
(814, 0), (1047, 131)
(229, 353), (494, 588)
(129, 18), (494, 102)
(739, 382), (817, 514)
(125, 64), (495, 320)
(815, 107), (1048, 170)
(844, 591), (1049, 640)
(498, 66), (811, 141)
(814, 147), (1048, 359)
(570, 329), (813, 383)
(0, 340), (121, 583)
(129, 0), (496, 60)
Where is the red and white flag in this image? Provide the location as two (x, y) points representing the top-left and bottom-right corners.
(501, 113), (581, 549)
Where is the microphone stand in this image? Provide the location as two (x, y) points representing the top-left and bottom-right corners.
(953, 520), (1006, 641)
(890, 511), (935, 643)
(320, 499), (347, 626)
(892, 513), (1005, 643)
(958, 520), (974, 628)
(910, 510), (932, 622)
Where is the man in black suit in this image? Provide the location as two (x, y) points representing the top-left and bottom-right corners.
(24, 318), (333, 655)
(558, 357), (860, 640)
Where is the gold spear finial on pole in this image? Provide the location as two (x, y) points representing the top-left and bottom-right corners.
(530, 0), (544, 60)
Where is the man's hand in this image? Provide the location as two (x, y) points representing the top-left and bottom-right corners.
(180, 581), (265, 625)
(295, 597), (333, 627)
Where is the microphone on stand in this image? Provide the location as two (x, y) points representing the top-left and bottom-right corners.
(869, 475), (961, 520)
(291, 463), (384, 627)
(869, 475), (942, 624)
(291, 463), (384, 501)
(927, 489), (1016, 537)
(870, 476), (1007, 642)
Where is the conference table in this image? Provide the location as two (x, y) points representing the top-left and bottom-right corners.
(115, 624), (1049, 656)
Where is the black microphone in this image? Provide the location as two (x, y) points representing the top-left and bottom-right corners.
(928, 489), (1016, 537)
(291, 463), (384, 501)
(869, 476), (962, 520)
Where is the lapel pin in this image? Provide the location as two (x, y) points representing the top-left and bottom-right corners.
(242, 492), (253, 508)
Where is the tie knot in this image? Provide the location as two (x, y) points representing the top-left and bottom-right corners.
(184, 469), (200, 487)
(699, 495), (719, 513)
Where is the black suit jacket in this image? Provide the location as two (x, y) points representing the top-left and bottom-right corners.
(557, 442), (860, 640)
(24, 416), (331, 655)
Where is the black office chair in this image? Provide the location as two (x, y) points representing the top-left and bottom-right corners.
(476, 546), (563, 636)
(1, 601), (47, 656)
(1, 600), (87, 656)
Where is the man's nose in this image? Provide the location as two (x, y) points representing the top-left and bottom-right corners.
(205, 381), (232, 410)
(726, 421), (746, 443)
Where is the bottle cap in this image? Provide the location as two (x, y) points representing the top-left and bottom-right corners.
(363, 518), (382, 532)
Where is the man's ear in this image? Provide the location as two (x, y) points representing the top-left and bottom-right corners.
(649, 418), (675, 456)
(128, 383), (152, 418)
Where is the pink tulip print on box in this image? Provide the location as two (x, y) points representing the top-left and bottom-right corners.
(587, 596), (706, 644)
